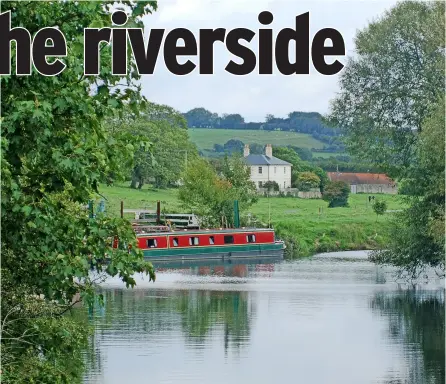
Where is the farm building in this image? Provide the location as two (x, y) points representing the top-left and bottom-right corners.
(327, 172), (398, 194)
(243, 144), (292, 191)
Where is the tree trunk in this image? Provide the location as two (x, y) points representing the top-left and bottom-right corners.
(130, 173), (138, 189)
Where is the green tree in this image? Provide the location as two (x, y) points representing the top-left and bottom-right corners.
(107, 102), (197, 189)
(183, 107), (218, 127)
(179, 155), (257, 227)
(178, 158), (233, 227)
(327, 0), (445, 277)
(370, 98), (445, 278)
(273, 147), (328, 190)
(327, 1), (444, 178)
(1, 2), (157, 382)
(372, 199), (387, 219)
(220, 113), (245, 127)
(220, 154), (258, 210)
(295, 172), (321, 191)
(322, 181), (350, 208)
(263, 181), (280, 192)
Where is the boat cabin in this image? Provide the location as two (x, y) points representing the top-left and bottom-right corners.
(136, 229), (276, 250)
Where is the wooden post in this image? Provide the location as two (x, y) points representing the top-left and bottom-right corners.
(156, 201), (161, 224)
(120, 201), (124, 218)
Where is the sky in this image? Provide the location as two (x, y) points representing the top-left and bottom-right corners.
(140, 0), (400, 121)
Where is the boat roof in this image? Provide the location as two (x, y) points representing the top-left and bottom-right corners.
(135, 227), (274, 237)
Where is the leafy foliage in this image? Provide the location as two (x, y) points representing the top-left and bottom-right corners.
(327, 0), (444, 276)
(1, 1), (158, 382)
(107, 102), (198, 189)
(272, 147), (328, 191)
(1, 266), (90, 384)
(263, 181), (280, 192)
(295, 172), (321, 192)
(327, 1), (445, 177)
(178, 155), (257, 227)
(372, 199), (387, 217)
(370, 97), (445, 278)
(322, 181), (350, 208)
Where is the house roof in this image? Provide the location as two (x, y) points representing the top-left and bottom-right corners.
(244, 154), (291, 166)
(327, 172), (395, 185)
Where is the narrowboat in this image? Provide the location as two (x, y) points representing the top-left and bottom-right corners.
(118, 200), (285, 261)
(132, 225), (285, 262)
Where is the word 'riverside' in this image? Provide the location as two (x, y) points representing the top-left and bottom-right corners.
(0, 10), (346, 76)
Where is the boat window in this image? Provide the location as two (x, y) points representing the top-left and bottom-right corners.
(224, 235), (234, 244)
(147, 238), (157, 248)
(246, 234), (256, 243)
(189, 237), (199, 246)
(172, 238), (179, 247)
(209, 236), (215, 245)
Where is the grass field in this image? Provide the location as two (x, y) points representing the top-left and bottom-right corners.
(98, 184), (405, 258)
(188, 128), (326, 151)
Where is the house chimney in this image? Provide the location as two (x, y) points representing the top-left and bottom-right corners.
(265, 144), (272, 158)
(243, 144), (250, 157)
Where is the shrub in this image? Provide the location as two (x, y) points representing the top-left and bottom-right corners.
(295, 171), (321, 191)
(263, 180), (280, 192)
(372, 199), (387, 217)
(322, 181), (350, 207)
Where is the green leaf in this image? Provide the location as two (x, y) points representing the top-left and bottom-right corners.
(21, 206), (32, 216)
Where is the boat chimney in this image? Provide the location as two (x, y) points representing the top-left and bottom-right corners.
(243, 144), (250, 157)
(156, 201), (161, 224)
(265, 144), (272, 158)
(233, 200), (240, 228)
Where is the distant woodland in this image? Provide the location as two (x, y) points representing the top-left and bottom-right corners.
(182, 108), (344, 153)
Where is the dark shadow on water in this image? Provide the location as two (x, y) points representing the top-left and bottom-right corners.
(369, 288), (445, 384)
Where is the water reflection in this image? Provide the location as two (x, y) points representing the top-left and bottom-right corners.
(176, 290), (252, 353)
(83, 253), (444, 384)
(370, 289), (445, 384)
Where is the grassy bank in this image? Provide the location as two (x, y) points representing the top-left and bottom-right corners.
(98, 184), (404, 258)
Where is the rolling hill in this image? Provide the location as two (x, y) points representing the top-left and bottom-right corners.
(188, 128), (326, 153)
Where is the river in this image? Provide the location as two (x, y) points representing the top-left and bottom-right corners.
(83, 251), (445, 384)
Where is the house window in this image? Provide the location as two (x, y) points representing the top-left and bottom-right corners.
(284, 167), (286, 173)
(209, 236), (215, 245)
(147, 238), (157, 248)
(258, 181), (263, 188)
(258, 166), (263, 174)
(246, 234), (256, 243)
(224, 235), (234, 244)
(274, 167), (277, 174)
(189, 237), (199, 246)
(172, 238), (179, 247)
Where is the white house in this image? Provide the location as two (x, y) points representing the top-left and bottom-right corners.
(243, 144), (292, 191)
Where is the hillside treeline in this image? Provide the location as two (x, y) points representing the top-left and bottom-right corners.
(183, 108), (344, 152)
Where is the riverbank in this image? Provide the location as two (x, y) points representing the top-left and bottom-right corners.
(98, 184), (404, 257)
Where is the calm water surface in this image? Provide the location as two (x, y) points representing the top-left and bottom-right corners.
(83, 251), (445, 384)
